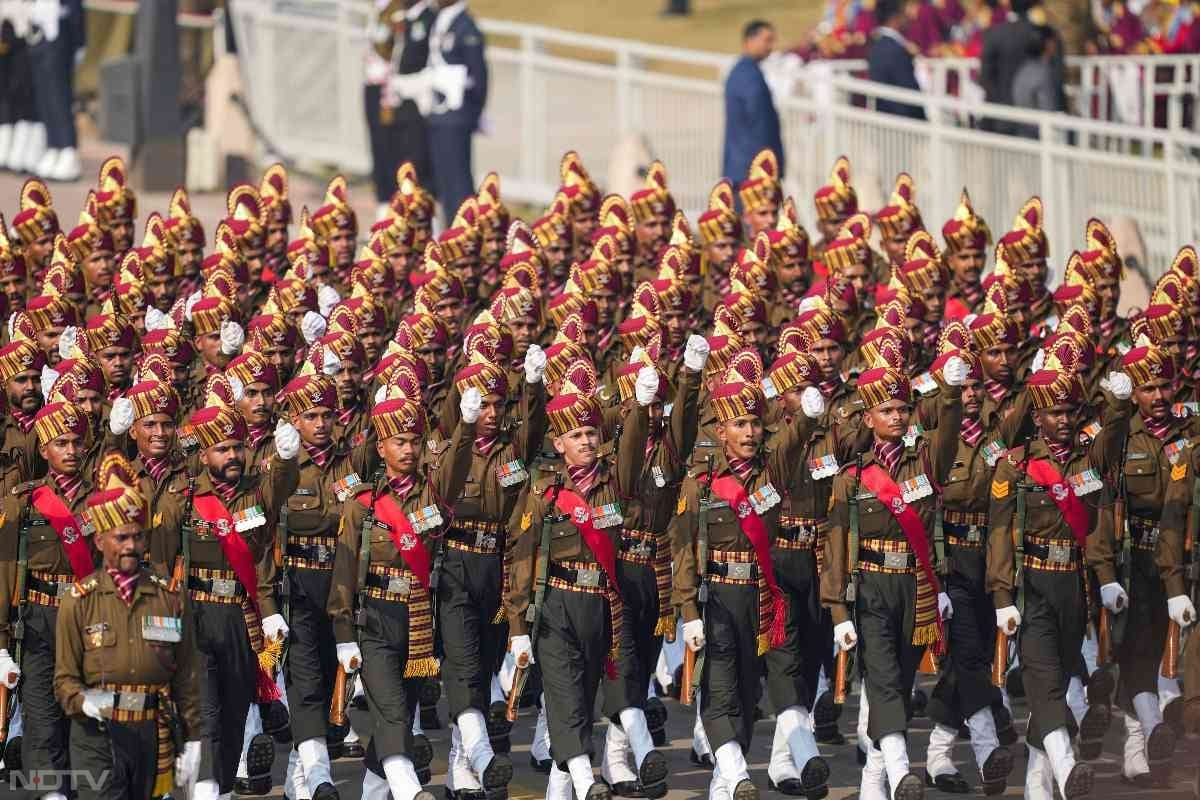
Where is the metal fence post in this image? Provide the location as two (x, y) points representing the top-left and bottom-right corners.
(519, 31), (539, 188)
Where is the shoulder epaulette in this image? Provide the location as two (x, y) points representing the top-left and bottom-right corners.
(1004, 446), (1027, 466)
(10, 480), (37, 496)
(72, 576), (100, 598)
(148, 573), (177, 593)
(426, 438), (451, 455)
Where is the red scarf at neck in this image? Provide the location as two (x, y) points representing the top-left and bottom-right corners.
(872, 437), (904, 475)
(566, 461), (601, 497)
(106, 567), (139, 606)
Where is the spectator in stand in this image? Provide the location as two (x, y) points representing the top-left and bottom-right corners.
(1012, 23), (1062, 137)
(981, 0), (1065, 133)
(722, 20), (784, 203)
(1087, 0), (1147, 53)
(868, 0), (927, 120)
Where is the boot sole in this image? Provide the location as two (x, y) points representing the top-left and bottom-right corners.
(1077, 705), (1111, 760)
(482, 754), (514, 790)
(800, 756), (830, 799)
(813, 692), (841, 726)
(638, 750), (669, 787)
(644, 698), (668, 730)
(246, 733), (275, 778)
(893, 773), (924, 800)
(733, 779), (759, 800)
(980, 746), (1013, 795)
(412, 733), (434, 769)
(1062, 763), (1093, 799)
(1147, 723), (1177, 782)
(1085, 669), (1114, 706)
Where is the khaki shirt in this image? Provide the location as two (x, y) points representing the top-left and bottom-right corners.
(0, 416), (38, 500)
(454, 385), (546, 529)
(625, 368), (701, 535)
(54, 568), (201, 737)
(133, 454), (190, 576)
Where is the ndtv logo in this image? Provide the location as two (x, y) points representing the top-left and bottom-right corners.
(11, 770), (112, 791)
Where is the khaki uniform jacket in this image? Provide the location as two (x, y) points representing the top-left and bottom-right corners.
(327, 420), (476, 643)
(0, 416), (38, 499)
(283, 439), (376, 545)
(54, 568), (202, 738)
(625, 368), (701, 535)
(134, 454), (190, 576)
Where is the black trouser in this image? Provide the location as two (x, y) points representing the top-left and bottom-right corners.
(194, 600), (258, 794)
(20, 603), (70, 781)
(857, 571), (925, 743)
(427, 121), (474, 224)
(1116, 547), (1169, 713)
(603, 559), (663, 720)
(534, 584), (610, 767)
(364, 86), (430, 203)
(764, 547), (823, 713)
(284, 566), (338, 744)
(701, 580), (761, 753)
(0, 24), (35, 124)
(69, 718), (157, 800)
(437, 546), (507, 720)
(1020, 567), (1087, 749)
(359, 596), (421, 761)
(28, 35), (75, 149)
(928, 545), (998, 728)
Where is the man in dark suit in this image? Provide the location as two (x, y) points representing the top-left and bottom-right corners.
(722, 20), (784, 201)
(980, 0), (1066, 134)
(427, 0), (489, 224)
(867, 0), (926, 120)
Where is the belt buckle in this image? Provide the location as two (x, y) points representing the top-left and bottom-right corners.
(1047, 543), (1072, 564)
(210, 578), (238, 596)
(965, 527), (982, 544)
(386, 576), (412, 596)
(628, 538), (654, 558)
(1142, 527), (1160, 546)
(576, 568), (602, 588)
(316, 544), (334, 562)
(795, 526), (816, 545)
(52, 580), (70, 596)
(474, 531), (497, 550)
(725, 562), (754, 580)
(116, 692), (147, 713)
(883, 551), (910, 569)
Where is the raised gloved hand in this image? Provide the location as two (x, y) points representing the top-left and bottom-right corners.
(509, 634), (534, 667)
(942, 355), (968, 387)
(1100, 371), (1132, 401)
(0, 648), (19, 689)
(460, 387), (483, 424)
(1031, 348), (1045, 373)
(175, 740), (202, 789)
(58, 324), (78, 360)
(144, 307), (170, 332)
(262, 613), (289, 642)
(317, 285), (342, 318)
(634, 365), (660, 407)
(834, 620), (857, 652)
(109, 397), (135, 435)
(683, 334), (710, 372)
(800, 386), (825, 419)
(184, 291), (202, 322)
(996, 606), (1021, 634)
(274, 420), (300, 460)
(336, 642), (362, 672)
(682, 619), (706, 652)
(1100, 581), (1128, 613)
(219, 321), (245, 356)
(938, 592), (954, 620)
(524, 344), (547, 384)
(321, 347), (341, 376)
(81, 688), (112, 721)
(300, 310), (327, 344)
(1168, 595), (1196, 627)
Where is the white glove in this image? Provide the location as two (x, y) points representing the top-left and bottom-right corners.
(1100, 371), (1132, 400)
(40, 365), (59, 402)
(524, 343), (548, 384)
(628, 345), (645, 365)
(301, 310), (327, 344)
(995, 605), (1021, 634)
(510, 634), (534, 666)
(634, 365), (660, 407)
(938, 592), (954, 620)
(261, 613), (289, 642)
(192, 779), (220, 800)
(1031, 348), (1045, 373)
(374, 384), (388, 404)
(1100, 581), (1128, 613)
(317, 285), (342, 318)
(336, 642), (362, 672)
(144, 307), (170, 331)
(219, 321), (245, 356)
(683, 334), (710, 372)
(942, 355), (968, 387)
(460, 386), (483, 424)
(227, 373), (245, 402)
(109, 397), (135, 435)
(321, 347), (341, 376)
(184, 290), (202, 322)
(834, 620), (857, 652)
(800, 386), (825, 419)
(0, 648), (19, 689)
(58, 324), (78, 360)
(274, 420), (300, 460)
(81, 688), (112, 721)
(682, 619), (706, 652)
(175, 740), (202, 789)
(1169, 594), (1196, 627)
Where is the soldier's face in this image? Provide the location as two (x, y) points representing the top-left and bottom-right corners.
(388, 247), (413, 285)
(572, 212), (596, 256)
(865, 399), (912, 443)
(98, 346), (134, 389)
(1032, 404), (1078, 446)
(949, 248), (985, 285)
(147, 275), (175, 312)
(435, 299), (464, 338)
(83, 251), (115, 290)
(332, 360), (360, 404)
(1133, 377), (1172, 422)
(330, 229), (356, 268)
(592, 290), (616, 327)
(482, 231), (505, 268)
(883, 232), (910, 266)
(133, 414), (177, 459)
(636, 215), (669, 256)
(544, 240), (570, 275)
(921, 287), (945, 323)
(7, 370), (41, 414)
(37, 326), (65, 364)
(378, 432), (422, 475)
(74, 388), (104, 426)
(776, 256), (809, 293)
(744, 203), (779, 238)
(29, 234), (53, 268)
(1008, 302), (1030, 331)
(1095, 276), (1120, 316)
(416, 344), (446, 383)
(0, 274), (27, 309)
(663, 311), (686, 348)
(111, 219), (134, 253)
(178, 243), (203, 275)
(718, 415), (764, 461)
(41, 432), (83, 475)
(239, 383), (276, 427)
(360, 328), (384, 364)
(554, 425), (600, 468)
(262, 345), (292, 380)
(810, 338), (844, 381)
(509, 317), (537, 358)
(980, 343), (1016, 384)
(266, 222), (288, 254)
(1018, 258), (1048, 290)
(818, 218), (843, 244)
(99, 523), (146, 574)
(477, 393), (504, 438)
(295, 407), (335, 448)
(706, 239), (735, 273)
(961, 378), (983, 417)
(841, 263), (870, 301)
(202, 440), (246, 483)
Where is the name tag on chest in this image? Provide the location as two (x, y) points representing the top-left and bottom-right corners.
(332, 473), (363, 502)
(407, 505), (444, 533)
(1068, 469), (1103, 496)
(496, 460), (528, 487)
(748, 483), (781, 514)
(142, 616), (182, 643)
(233, 505), (266, 533)
(900, 474), (933, 504)
(809, 454), (838, 480)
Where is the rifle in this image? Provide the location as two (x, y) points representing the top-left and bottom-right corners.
(331, 467), (383, 726)
(833, 453), (864, 705)
(171, 438), (200, 592)
(1099, 429), (1131, 666)
(681, 453), (714, 707)
(995, 441), (1031, 688)
(277, 502), (291, 625)
(511, 473), (562, 721)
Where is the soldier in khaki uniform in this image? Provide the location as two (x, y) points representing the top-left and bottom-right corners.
(53, 453), (210, 800)
(697, 181), (741, 318)
(327, 389), (478, 800)
(0, 400), (97, 798)
(986, 363), (1132, 799)
(821, 353), (967, 800)
(227, 351), (281, 476)
(184, 296), (247, 414)
(504, 361), (659, 800)
(670, 351), (825, 800)
(940, 190), (990, 322)
(0, 339), (45, 487)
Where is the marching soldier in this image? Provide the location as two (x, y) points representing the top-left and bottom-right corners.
(227, 351), (281, 476)
(53, 453), (210, 800)
(941, 190), (990, 322)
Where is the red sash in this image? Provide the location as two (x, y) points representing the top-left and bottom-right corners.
(1024, 459), (1090, 550)
(355, 492), (433, 589)
(850, 464), (945, 653)
(192, 495), (263, 609)
(700, 474), (787, 652)
(31, 486), (94, 580)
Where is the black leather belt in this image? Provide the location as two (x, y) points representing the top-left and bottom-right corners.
(777, 524), (818, 543)
(1024, 540), (1078, 564)
(859, 548), (916, 569)
(187, 575), (246, 598)
(446, 526), (503, 551)
(27, 573), (72, 597)
(549, 563), (607, 588)
(620, 535), (657, 556)
(944, 522), (985, 546)
(364, 572), (413, 596)
(286, 541), (336, 564)
(706, 560), (758, 580)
